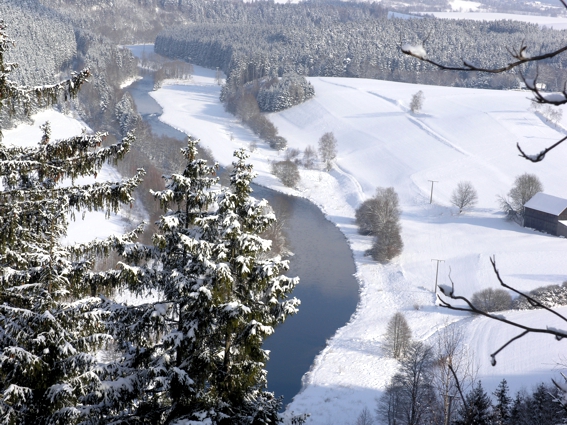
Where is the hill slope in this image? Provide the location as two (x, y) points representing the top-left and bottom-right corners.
(151, 72), (567, 423)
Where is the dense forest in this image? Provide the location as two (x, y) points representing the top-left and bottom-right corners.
(155, 10), (567, 91)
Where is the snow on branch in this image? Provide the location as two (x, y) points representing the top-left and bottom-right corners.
(438, 256), (567, 365)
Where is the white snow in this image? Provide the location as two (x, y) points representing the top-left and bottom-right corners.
(449, 0), (482, 12)
(524, 192), (567, 216)
(151, 67), (567, 422)
(401, 44), (427, 59)
(424, 12), (567, 29)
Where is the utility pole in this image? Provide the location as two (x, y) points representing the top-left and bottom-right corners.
(431, 259), (444, 293)
(428, 180), (438, 204)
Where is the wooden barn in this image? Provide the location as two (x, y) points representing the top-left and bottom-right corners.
(523, 192), (567, 237)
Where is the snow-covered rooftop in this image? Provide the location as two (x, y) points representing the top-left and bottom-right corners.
(524, 192), (567, 216)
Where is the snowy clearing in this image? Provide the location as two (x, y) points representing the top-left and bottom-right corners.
(423, 11), (567, 29)
(152, 69), (567, 423)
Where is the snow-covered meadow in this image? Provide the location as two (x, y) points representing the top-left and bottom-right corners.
(150, 68), (567, 423)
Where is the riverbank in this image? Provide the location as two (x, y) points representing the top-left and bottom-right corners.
(150, 65), (567, 424)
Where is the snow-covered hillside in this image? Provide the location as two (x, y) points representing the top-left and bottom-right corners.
(151, 69), (567, 423)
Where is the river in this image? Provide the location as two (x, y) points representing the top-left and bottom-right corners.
(125, 64), (359, 406)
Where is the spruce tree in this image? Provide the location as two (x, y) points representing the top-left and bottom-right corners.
(111, 143), (300, 424)
(492, 379), (511, 425)
(0, 22), (144, 424)
(455, 381), (493, 425)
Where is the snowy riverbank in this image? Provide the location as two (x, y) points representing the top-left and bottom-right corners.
(150, 67), (567, 423)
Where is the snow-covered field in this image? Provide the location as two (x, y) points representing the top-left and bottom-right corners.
(424, 11), (567, 29)
(151, 68), (567, 423)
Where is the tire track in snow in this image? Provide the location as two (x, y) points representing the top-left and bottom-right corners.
(331, 162), (367, 209)
(367, 91), (471, 157)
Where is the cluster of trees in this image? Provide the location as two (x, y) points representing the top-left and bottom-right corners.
(153, 59), (194, 89)
(257, 74), (315, 113)
(154, 6), (567, 91)
(0, 28), (299, 424)
(0, 0), (138, 135)
(221, 75), (289, 151)
(376, 313), (567, 425)
(378, 319), (476, 425)
(355, 187), (404, 262)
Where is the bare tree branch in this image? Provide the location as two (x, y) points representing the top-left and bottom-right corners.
(401, 4), (567, 162)
(401, 42), (567, 76)
(438, 257), (567, 365)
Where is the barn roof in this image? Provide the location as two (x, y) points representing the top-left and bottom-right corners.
(524, 192), (567, 216)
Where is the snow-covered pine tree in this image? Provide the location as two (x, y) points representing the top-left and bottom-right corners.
(492, 379), (512, 425)
(208, 148), (299, 423)
(455, 381), (493, 425)
(0, 22), (145, 424)
(112, 142), (300, 423)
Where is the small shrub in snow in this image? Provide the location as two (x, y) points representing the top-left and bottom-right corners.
(410, 90), (424, 113)
(272, 160), (300, 187)
(249, 139), (257, 152)
(285, 147), (301, 163)
(471, 288), (512, 313)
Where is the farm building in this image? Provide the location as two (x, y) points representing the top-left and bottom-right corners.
(523, 192), (567, 237)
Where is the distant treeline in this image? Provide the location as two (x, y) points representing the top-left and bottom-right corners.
(154, 3), (567, 91)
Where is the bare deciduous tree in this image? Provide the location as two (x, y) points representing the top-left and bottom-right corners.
(355, 407), (374, 425)
(318, 131), (337, 171)
(383, 312), (412, 359)
(450, 181), (478, 213)
(433, 325), (477, 425)
(410, 90), (424, 113)
(508, 172), (543, 215)
(377, 342), (437, 425)
(302, 145), (317, 169)
(471, 288), (512, 313)
(271, 160), (300, 187)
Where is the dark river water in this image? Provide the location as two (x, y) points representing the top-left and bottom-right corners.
(125, 67), (359, 406)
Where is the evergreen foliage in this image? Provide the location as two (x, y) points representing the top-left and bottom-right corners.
(111, 142), (300, 423)
(456, 381), (493, 425)
(155, 10), (566, 91)
(257, 74), (314, 113)
(492, 379), (512, 425)
(0, 23), (144, 424)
